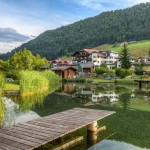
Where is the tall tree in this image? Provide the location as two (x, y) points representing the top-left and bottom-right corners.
(0, 59), (6, 71)
(8, 49), (49, 70)
(120, 44), (131, 69)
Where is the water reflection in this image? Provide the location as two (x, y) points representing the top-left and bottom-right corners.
(88, 140), (150, 150)
(0, 98), (5, 128)
(0, 83), (150, 150)
(0, 96), (40, 128)
(0, 85), (60, 128)
(66, 83), (150, 111)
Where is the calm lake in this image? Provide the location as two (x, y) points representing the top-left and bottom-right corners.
(0, 83), (150, 150)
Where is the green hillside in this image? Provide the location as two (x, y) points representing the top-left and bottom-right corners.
(1, 3), (150, 60)
(94, 40), (150, 58)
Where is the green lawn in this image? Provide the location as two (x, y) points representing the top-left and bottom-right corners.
(94, 40), (150, 58)
(85, 78), (115, 83)
(59, 40), (150, 60)
(5, 82), (20, 91)
(60, 56), (73, 60)
(113, 40), (150, 51)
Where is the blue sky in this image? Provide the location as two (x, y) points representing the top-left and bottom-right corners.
(1, 0), (150, 36)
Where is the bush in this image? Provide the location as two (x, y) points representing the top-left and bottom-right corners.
(109, 69), (116, 74)
(134, 70), (145, 75)
(115, 69), (132, 78)
(4, 70), (20, 80)
(95, 67), (109, 75)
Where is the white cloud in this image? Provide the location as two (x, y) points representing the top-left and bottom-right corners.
(69, 0), (150, 11)
(0, 41), (23, 53)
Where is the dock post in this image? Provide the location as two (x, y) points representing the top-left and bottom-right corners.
(87, 121), (98, 147)
(87, 121), (98, 140)
(87, 121), (98, 132)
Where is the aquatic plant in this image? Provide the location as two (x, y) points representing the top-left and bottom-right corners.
(0, 99), (5, 128)
(19, 71), (60, 96)
(18, 84), (60, 112)
(0, 73), (5, 94)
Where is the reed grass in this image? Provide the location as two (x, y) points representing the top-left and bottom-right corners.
(0, 99), (5, 128)
(18, 84), (60, 112)
(0, 73), (5, 94)
(19, 71), (60, 96)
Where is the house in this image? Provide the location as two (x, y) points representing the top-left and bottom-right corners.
(120, 41), (128, 46)
(52, 66), (77, 79)
(72, 49), (98, 64)
(137, 57), (150, 63)
(80, 63), (94, 73)
(93, 50), (119, 69)
(72, 49), (120, 70)
(50, 59), (72, 68)
(92, 92), (119, 103)
(68, 63), (94, 73)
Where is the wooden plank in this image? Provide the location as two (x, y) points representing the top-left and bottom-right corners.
(0, 136), (32, 150)
(28, 120), (73, 129)
(16, 123), (66, 134)
(0, 129), (44, 144)
(13, 124), (60, 138)
(0, 146), (7, 150)
(0, 132), (38, 147)
(27, 121), (69, 132)
(20, 123), (65, 134)
(0, 142), (22, 150)
(0, 108), (115, 150)
(1, 127), (50, 141)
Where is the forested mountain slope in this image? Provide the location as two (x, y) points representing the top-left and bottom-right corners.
(1, 3), (150, 60)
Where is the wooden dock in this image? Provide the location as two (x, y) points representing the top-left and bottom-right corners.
(0, 108), (115, 150)
(134, 80), (150, 89)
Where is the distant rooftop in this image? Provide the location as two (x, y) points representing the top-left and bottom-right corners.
(81, 49), (98, 54)
(52, 66), (77, 71)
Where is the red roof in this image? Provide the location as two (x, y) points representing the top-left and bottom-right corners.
(97, 52), (105, 58)
(81, 49), (98, 54)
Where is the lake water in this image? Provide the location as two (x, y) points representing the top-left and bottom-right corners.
(0, 83), (150, 150)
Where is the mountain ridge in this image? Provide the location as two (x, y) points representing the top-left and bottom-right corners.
(1, 3), (150, 60)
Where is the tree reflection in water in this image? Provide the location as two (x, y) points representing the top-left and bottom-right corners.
(119, 93), (131, 115)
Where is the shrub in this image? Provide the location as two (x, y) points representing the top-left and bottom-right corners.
(109, 69), (116, 74)
(115, 69), (132, 78)
(4, 70), (20, 80)
(134, 70), (145, 75)
(95, 67), (109, 75)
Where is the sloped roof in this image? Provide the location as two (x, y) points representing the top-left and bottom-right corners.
(80, 63), (94, 68)
(82, 49), (98, 54)
(106, 50), (118, 54)
(97, 53), (105, 57)
(52, 66), (77, 71)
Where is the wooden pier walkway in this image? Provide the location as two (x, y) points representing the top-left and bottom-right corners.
(134, 80), (150, 89)
(0, 108), (115, 150)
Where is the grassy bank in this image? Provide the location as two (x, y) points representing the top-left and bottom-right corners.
(85, 78), (137, 84)
(94, 40), (150, 58)
(85, 78), (115, 83)
(20, 71), (60, 96)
